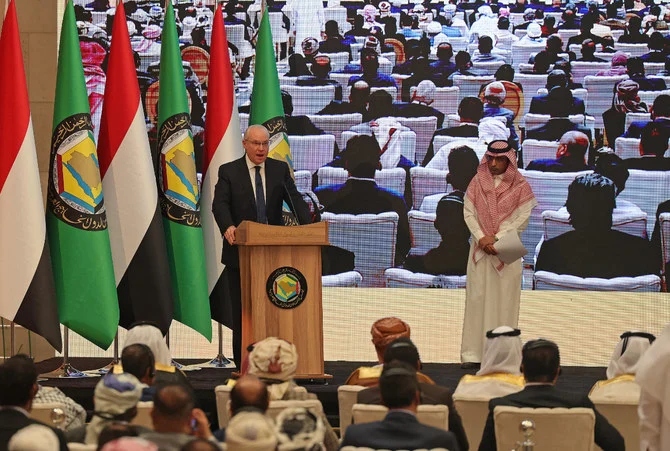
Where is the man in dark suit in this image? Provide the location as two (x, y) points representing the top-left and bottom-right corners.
(526, 94), (592, 144)
(317, 80), (370, 116)
(623, 94), (670, 138)
(479, 339), (625, 451)
(0, 355), (68, 451)
(315, 135), (411, 266)
(340, 361), (461, 450)
(358, 338), (469, 451)
(625, 121), (670, 170)
(526, 131), (593, 172)
(627, 57), (667, 92)
(528, 70), (586, 116)
(212, 125), (311, 367)
(424, 96), (483, 166)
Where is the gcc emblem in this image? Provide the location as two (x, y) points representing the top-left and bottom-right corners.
(266, 267), (308, 309)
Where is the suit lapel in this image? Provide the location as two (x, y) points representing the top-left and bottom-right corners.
(236, 157), (257, 211)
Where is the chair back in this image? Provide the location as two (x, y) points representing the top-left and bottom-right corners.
(592, 401), (640, 451)
(584, 75), (628, 129)
(316, 166), (348, 188)
(453, 396), (491, 451)
(214, 385), (232, 428)
(341, 129), (416, 164)
(268, 12), (289, 43)
(388, 116), (437, 165)
(316, 167), (405, 196)
(326, 52), (350, 72)
(614, 137), (641, 160)
(384, 268), (467, 288)
(542, 207), (648, 240)
(513, 73), (548, 118)
(337, 385), (366, 436)
(624, 112), (651, 131)
(533, 270), (662, 291)
(294, 170), (311, 193)
(131, 401), (154, 430)
(453, 75), (496, 101)
(288, 134), (336, 173)
(493, 406), (596, 451)
(266, 399), (324, 421)
(536, 87), (588, 105)
(181, 46), (210, 86)
(67, 444), (97, 451)
(224, 24), (246, 49)
(282, 85), (336, 115)
(613, 43), (648, 57)
(472, 60), (506, 74)
(510, 43), (545, 69)
(386, 38), (406, 64)
(407, 86), (460, 117)
(308, 113), (362, 150)
(30, 402), (67, 426)
(408, 210), (440, 251)
(639, 89), (670, 108)
(323, 6), (348, 33)
(570, 62), (610, 84)
(410, 166), (448, 210)
(618, 169), (670, 237)
(322, 212), (399, 287)
(521, 139), (560, 165)
(351, 403), (450, 430)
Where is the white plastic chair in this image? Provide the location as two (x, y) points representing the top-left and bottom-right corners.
(384, 268), (467, 288)
(570, 62), (610, 84)
(584, 75), (628, 129)
(591, 400), (640, 451)
(338, 385), (366, 437)
(453, 396), (491, 451)
(326, 51), (350, 72)
(323, 6), (349, 32)
(214, 385), (232, 428)
(452, 75), (495, 101)
(542, 207), (648, 240)
(322, 212), (399, 287)
(514, 73), (548, 118)
(410, 166), (448, 212)
(521, 139), (560, 164)
(389, 115), (438, 165)
(410, 86), (461, 116)
(294, 170), (311, 193)
(624, 112), (651, 131)
(341, 129), (416, 165)
(308, 113), (363, 150)
(618, 169), (670, 237)
(638, 89), (670, 108)
(510, 42), (546, 69)
(472, 60), (506, 74)
(224, 24), (246, 50)
(614, 137), (641, 160)
(288, 134), (336, 173)
(408, 210), (440, 251)
(282, 85), (336, 115)
(613, 43), (648, 57)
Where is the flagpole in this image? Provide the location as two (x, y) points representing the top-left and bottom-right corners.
(41, 327), (90, 378)
(10, 322), (15, 356)
(200, 322), (233, 368)
(90, 331), (119, 374)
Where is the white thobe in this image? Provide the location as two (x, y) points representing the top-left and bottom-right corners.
(288, 0), (325, 54)
(460, 176), (534, 363)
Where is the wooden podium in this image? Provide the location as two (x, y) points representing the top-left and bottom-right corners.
(235, 221), (330, 379)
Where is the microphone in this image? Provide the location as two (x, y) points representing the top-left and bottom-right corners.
(283, 182), (301, 226)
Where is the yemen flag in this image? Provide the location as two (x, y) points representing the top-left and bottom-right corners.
(156, 0), (211, 341)
(45, 0), (119, 350)
(97, 0), (174, 335)
(202, 5), (244, 325)
(0, 0), (62, 351)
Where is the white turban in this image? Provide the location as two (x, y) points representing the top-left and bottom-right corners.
(226, 411), (278, 451)
(124, 324), (171, 367)
(247, 337), (298, 400)
(478, 117), (510, 144)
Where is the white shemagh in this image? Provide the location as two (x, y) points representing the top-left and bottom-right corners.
(372, 118), (405, 169)
(477, 326), (523, 376)
(607, 332), (655, 378)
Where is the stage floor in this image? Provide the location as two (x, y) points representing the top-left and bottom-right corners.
(38, 357), (608, 429)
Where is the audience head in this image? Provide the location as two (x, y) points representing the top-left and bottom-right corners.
(151, 383), (195, 434)
(533, 50), (552, 74)
(121, 343), (155, 386)
(601, 35), (615, 51)
(282, 90), (294, 115)
(311, 55), (332, 78)
(341, 134), (382, 178)
(498, 16), (510, 30)
(607, 331), (656, 379)
(521, 339), (561, 383)
(286, 53), (309, 77)
(0, 354), (38, 409)
(447, 146), (479, 192)
(478, 35), (494, 54)
(594, 152), (629, 195)
(495, 64), (515, 82)
(367, 89), (393, 121)
(485, 140), (515, 175)
(455, 50), (472, 70)
(557, 131), (589, 162)
(527, 22), (542, 40)
(640, 121), (670, 157)
(566, 173), (616, 231)
(97, 423), (140, 450)
(553, 60), (572, 78)
(360, 48), (380, 75)
(581, 38), (597, 57)
(230, 375), (269, 416)
(544, 16), (556, 30)
(379, 361), (419, 411)
(458, 96), (484, 123)
(7, 424), (59, 451)
(324, 20), (340, 38)
(546, 34), (563, 53)
(651, 94), (670, 119)
(413, 80), (436, 105)
(479, 326), (523, 376)
(649, 31), (665, 51)
(246, 337), (298, 400)
(546, 69), (568, 90)
(436, 42), (454, 61)
(382, 337), (422, 369)
(275, 407), (326, 451)
(613, 79), (643, 114)
(124, 322), (171, 367)
(353, 14), (364, 30)
(370, 317), (411, 362)
(628, 14), (642, 32)
(226, 411), (277, 451)
(484, 81), (507, 107)
(349, 80), (371, 107)
(627, 56), (645, 76)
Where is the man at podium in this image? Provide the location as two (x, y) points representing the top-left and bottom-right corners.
(212, 124), (312, 367)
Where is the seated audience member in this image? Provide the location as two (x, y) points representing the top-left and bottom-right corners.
(96, 424), (148, 450)
(577, 38), (606, 62)
(279, 91), (325, 136)
(495, 17), (518, 47)
(594, 152), (630, 197)
(394, 80), (445, 128)
(348, 48), (397, 89)
(430, 42), (457, 76)
(473, 35), (506, 62)
(0, 355), (67, 450)
(454, 326), (525, 398)
(627, 56), (667, 91)
(357, 338), (469, 451)
(492, 64), (524, 91)
(482, 81), (519, 149)
(657, 56), (670, 76)
(400, 56), (448, 102)
(447, 51), (485, 84)
(213, 375), (269, 442)
(518, 22), (545, 45)
(426, 21), (448, 47)
(470, 4), (498, 40)
(526, 96), (591, 143)
(315, 135), (411, 264)
(33, 385), (86, 432)
(542, 16), (558, 37)
(300, 37), (319, 65)
(600, 35), (617, 53)
(651, 198), (670, 278)
(244, 337), (338, 450)
(479, 339), (625, 451)
(225, 411), (276, 451)
(526, 131), (592, 172)
(140, 384), (216, 450)
(635, 322), (670, 451)
(8, 424), (63, 451)
(623, 94), (670, 138)
(274, 407), (326, 451)
(528, 69), (585, 115)
(425, 96), (483, 165)
(345, 15), (369, 39)
(558, 3), (580, 29)
(319, 20), (351, 59)
(437, 12), (463, 38)
(528, 50), (552, 74)
(317, 80), (370, 116)
(595, 51), (628, 76)
(296, 55), (343, 101)
(121, 343), (156, 402)
(603, 80), (648, 142)
(553, 60), (583, 89)
(340, 361), (461, 450)
(284, 53), (310, 77)
(641, 31), (667, 62)
(344, 317), (411, 386)
(589, 331), (656, 402)
(78, 372), (145, 445)
(404, 147), (478, 275)
(618, 14), (648, 44)
(567, 18), (605, 47)
(535, 173), (658, 278)
(625, 122), (670, 170)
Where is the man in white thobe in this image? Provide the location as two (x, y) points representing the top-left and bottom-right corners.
(287, 0), (324, 55)
(461, 140), (536, 367)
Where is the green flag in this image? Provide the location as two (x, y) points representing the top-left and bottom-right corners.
(249, 11), (292, 167)
(156, 0), (211, 340)
(45, 0), (118, 349)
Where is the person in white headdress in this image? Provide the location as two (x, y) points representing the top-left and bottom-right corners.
(226, 411), (277, 451)
(454, 326), (525, 398)
(590, 331), (655, 404)
(469, 5), (499, 42)
(636, 323), (670, 451)
(275, 407), (326, 451)
(8, 424), (60, 451)
(286, 0), (324, 55)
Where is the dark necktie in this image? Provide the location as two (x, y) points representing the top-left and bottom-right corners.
(255, 166), (267, 224)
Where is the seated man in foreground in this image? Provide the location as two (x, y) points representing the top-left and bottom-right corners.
(525, 130), (592, 172)
(478, 339), (625, 451)
(340, 361), (461, 450)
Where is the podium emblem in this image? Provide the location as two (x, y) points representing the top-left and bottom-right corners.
(266, 267), (308, 309)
